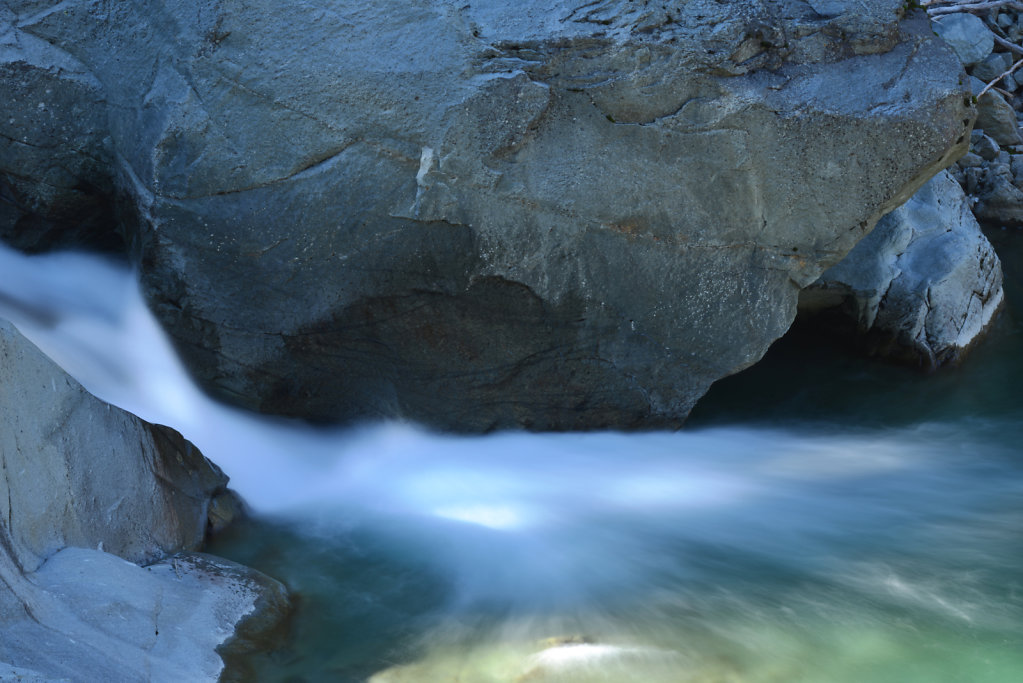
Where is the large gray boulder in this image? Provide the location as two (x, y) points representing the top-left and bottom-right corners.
(0, 320), (287, 681)
(798, 171), (1003, 367)
(0, 1), (972, 430)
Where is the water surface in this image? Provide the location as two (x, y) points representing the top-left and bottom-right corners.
(209, 230), (1023, 682)
(2, 238), (1021, 683)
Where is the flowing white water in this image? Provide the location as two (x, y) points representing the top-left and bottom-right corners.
(2, 242), (1022, 682)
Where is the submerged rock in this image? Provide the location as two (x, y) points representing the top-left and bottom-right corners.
(368, 639), (739, 683)
(0, 321), (287, 681)
(799, 171), (1003, 367)
(0, 2), (972, 430)
(515, 643), (697, 683)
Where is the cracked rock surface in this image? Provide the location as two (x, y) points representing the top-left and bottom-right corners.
(0, 320), (287, 681)
(0, 1), (972, 430)
(798, 171), (1004, 367)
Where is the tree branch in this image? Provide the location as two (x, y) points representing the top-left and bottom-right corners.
(927, 1), (1023, 15)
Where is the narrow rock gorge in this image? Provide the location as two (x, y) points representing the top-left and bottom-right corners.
(0, 1), (1009, 680)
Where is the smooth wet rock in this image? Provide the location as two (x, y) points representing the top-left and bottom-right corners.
(0, 2), (972, 430)
(208, 488), (248, 535)
(799, 171), (1003, 367)
(933, 12), (995, 66)
(0, 548), (286, 683)
(0, 321), (287, 681)
(0, 320), (226, 570)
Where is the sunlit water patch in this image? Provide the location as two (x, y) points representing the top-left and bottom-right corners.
(2, 242), (1022, 682)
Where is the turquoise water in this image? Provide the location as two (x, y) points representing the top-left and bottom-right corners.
(208, 234), (1023, 682)
(2, 235), (1020, 683)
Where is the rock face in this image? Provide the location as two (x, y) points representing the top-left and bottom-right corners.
(798, 171), (1003, 367)
(0, 6), (121, 254)
(0, 320), (287, 681)
(0, 2), (972, 430)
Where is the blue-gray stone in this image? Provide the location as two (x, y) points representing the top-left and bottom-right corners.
(934, 13), (995, 66)
(801, 172), (1003, 367)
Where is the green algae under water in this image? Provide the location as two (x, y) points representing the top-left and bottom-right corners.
(209, 231), (1023, 682)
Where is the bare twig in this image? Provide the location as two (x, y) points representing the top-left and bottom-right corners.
(993, 33), (1023, 55)
(928, 1), (1023, 15)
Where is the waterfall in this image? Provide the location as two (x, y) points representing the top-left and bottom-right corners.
(3, 242), (1023, 682)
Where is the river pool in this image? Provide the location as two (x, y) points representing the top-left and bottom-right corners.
(206, 231), (1023, 682)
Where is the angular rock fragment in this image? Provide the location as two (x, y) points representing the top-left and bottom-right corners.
(971, 52), (1012, 83)
(976, 90), (1023, 146)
